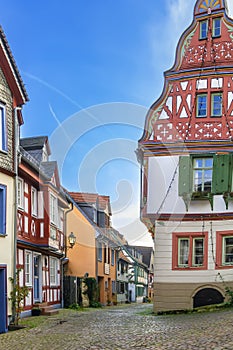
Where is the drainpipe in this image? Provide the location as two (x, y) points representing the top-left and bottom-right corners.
(60, 201), (73, 308)
(12, 106), (22, 323)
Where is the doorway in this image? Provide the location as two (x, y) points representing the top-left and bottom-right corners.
(33, 255), (41, 303)
(0, 266), (7, 333)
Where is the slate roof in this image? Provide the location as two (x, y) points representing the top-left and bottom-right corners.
(40, 161), (57, 180)
(0, 25), (29, 102)
(20, 136), (49, 150)
(20, 136), (51, 163)
(131, 246), (154, 267)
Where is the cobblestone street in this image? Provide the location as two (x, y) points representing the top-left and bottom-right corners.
(1, 304), (233, 349)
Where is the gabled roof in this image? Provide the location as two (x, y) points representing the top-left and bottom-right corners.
(0, 26), (28, 104)
(20, 136), (51, 163)
(40, 161), (57, 180)
(20, 136), (48, 150)
(69, 192), (112, 214)
(132, 246), (154, 267)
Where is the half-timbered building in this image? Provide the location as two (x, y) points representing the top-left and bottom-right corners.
(17, 136), (69, 315)
(0, 26), (28, 332)
(138, 0), (233, 311)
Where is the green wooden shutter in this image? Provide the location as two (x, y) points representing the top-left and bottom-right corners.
(212, 154), (231, 194)
(178, 156), (192, 196)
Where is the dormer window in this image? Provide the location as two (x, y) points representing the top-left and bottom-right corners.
(213, 18), (221, 37)
(200, 20), (208, 39)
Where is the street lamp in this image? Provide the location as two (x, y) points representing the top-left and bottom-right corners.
(67, 232), (76, 249)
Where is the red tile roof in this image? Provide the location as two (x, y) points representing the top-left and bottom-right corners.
(69, 192), (112, 214)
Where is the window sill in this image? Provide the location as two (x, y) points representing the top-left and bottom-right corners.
(0, 233), (7, 237)
(192, 191), (211, 199)
(173, 266), (207, 271)
(0, 149), (8, 155)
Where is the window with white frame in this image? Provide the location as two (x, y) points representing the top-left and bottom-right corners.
(17, 178), (24, 209)
(25, 251), (32, 286)
(211, 93), (222, 117)
(0, 103), (7, 152)
(31, 187), (38, 216)
(58, 208), (64, 231)
(222, 236), (233, 265)
(173, 232), (207, 269)
(49, 257), (57, 285)
(213, 18), (221, 38)
(50, 193), (58, 225)
(193, 157), (213, 193)
(0, 184), (6, 235)
(200, 20), (208, 39)
(197, 94), (207, 117)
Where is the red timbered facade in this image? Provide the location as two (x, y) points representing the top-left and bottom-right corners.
(139, 0), (233, 311)
(17, 137), (68, 314)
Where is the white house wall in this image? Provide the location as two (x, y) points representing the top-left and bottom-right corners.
(147, 156), (233, 214)
(154, 220), (233, 283)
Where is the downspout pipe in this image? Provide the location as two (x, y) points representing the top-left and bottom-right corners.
(12, 106), (22, 324)
(60, 200), (73, 308)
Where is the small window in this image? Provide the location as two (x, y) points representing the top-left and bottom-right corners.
(98, 243), (102, 261)
(197, 94), (207, 117)
(178, 238), (189, 267)
(193, 157), (213, 193)
(200, 20), (208, 39)
(0, 103), (7, 152)
(31, 187), (38, 216)
(0, 184), (6, 235)
(50, 193), (58, 225)
(213, 18), (221, 37)
(211, 93), (222, 117)
(223, 236), (233, 265)
(25, 251), (32, 286)
(193, 238), (204, 266)
(173, 232), (207, 270)
(18, 178), (24, 209)
(49, 257), (57, 285)
(111, 249), (115, 266)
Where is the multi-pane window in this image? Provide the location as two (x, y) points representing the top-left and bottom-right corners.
(193, 158), (213, 193)
(0, 103), (7, 152)
(25, 251), (32, 286)
(213, 18), (221, 37)
(0, 184), (6, 235)
(200, 20), (208, 39)
(193, 238), (204, 266)
(49, 257), (57, 285)
(197, 94), (207, 117)
(173, 233), (207, 269)
(112, 280), (116, 294)
(50, 193), (57, 225)
(97, 243), (102, 261)
(222, 236), (233, 265)
(111, 249), (115, 266)
(178, 238), (189, 266)
(31, 187), (37, 216)
(211, 93), (222, 117)
(17, 178), (24, 209)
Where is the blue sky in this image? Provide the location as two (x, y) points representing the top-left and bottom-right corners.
(2, 0), (233, 245)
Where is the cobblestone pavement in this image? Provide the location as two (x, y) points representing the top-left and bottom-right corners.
(1, 304), (233, 349)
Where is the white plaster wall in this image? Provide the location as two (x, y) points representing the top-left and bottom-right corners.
(0, 173), (15, 314)
(154, 220), (233, 284)
(147, 156), (233, 215)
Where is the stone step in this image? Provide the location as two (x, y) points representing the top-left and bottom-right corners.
(40, 306), (59, 316)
